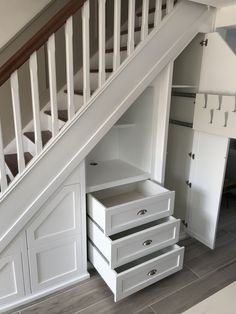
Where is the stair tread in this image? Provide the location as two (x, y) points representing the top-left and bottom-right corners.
(5, 152), (33, 177)
(136, 4), (167, 17)
(24, 130), (52, 146)
(64, 89), (96, 97)
(121, 23), (154, 36)
(44, 110), (68, 122)
(90, 68), (113, 73)
(136, 0), (177, 17)
(106, 46), (127, 54)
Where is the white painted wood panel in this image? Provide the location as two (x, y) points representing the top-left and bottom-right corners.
(186, 131), (229, 249)
(29, 52), (43, 155)
(28, 236), (83, 292)
(88, 216), (180, 268)
(65, 16), (75, 121)
(47, 34), (59, 137)
(82, 0), (90, 103)
(27, 184), (82, 247)
(10, 71), (25, 174)
(0, 252), (25, 307)
(165, 124), (194, 220)
(199, 33), (236, 95)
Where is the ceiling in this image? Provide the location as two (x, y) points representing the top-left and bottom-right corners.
(189, 0), (236, 8)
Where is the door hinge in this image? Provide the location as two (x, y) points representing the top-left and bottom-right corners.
(200, 39), (208, 47)
(186, 180), (192, 188)
(182, 220), (188, 228)
(188, 152), (195, 160)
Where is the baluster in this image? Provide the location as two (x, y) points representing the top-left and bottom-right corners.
(98, 0), (106, 87)
(141, 0), (149, 41)
(166, 0), (174, 15)
(127, 0), (136, 56)
(65, 16), (75, 120)
(154, 0), (162, 28)
(0, 119), (7, 192)
(47, 34), (59, 137)
(82, 0), (90, 104)
(113, 0), (121, 71)
(10, 71), (25, 174)
(29, 52), (43, 155)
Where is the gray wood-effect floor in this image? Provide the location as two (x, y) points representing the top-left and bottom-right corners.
(9, 198), (236, 314)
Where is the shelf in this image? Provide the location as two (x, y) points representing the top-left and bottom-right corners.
(172, 85), (198, 95)
(86, 159), (150, 193)
(113, 123), (135, 129)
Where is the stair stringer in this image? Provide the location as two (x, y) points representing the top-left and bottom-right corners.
(0, 1), (214, 253)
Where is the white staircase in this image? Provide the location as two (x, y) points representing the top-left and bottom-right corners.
(0, 0), (214, 307)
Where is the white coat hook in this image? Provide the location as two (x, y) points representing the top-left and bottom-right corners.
(218, 95), (222, 110)
(224, 111), (229, 128)
(209, 109), (214, 124)
(203, 94), (208, 109)
(233, 95), (236, 112)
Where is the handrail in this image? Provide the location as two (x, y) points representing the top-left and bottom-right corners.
(0, 0), (86, 87)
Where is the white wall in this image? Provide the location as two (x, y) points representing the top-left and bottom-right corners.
(188, 0), (236, 8)
(0, 0), (52, 49)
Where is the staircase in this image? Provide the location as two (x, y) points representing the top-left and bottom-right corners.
(0, 0), (213, 254)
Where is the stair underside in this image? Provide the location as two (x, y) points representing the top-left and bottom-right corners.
(0, 1), (213, 257)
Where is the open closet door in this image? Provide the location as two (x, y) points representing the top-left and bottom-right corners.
(186, 131), (229, 249)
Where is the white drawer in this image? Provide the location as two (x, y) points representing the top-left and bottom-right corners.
(88, 216), (180, 268)
(88, 241), (184, 302)
(87, 180), (175, 235)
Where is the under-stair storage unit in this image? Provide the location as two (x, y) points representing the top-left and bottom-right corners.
(86, 86), (184, 301)
(0, 163), (89, 313)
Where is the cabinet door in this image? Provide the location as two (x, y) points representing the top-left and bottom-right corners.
(0, 233), (29, 308)
(165, 124), (194, 220)
(28, 236), (83, 292)
(186, 131), (229, 249)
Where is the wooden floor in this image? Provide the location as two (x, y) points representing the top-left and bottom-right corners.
(9, 197), (236, 314)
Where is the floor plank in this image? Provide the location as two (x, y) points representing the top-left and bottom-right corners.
(135, 306), (156, 314)
(150, 260), (236, 314)
(185, 238), (236, 278)
(75, 267), (197, 314)
(21, 277), (112, 314)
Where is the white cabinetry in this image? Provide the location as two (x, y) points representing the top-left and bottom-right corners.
(0, 162), (89, 313)
(86, 83), (184, 301)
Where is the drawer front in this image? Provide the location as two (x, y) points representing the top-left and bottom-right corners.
(113, 218), (180, 268)
(88, 241), (184, 302)
(116, 245), (184, 301)
(107, 192), (174, 235)
(88, 217), (180, 268)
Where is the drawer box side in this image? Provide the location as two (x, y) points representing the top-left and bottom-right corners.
(87, 194), (106, 231)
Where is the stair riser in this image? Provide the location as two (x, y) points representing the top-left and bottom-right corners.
(90, 51), (127, 69)
(137, 12), (155, 27)
(120, 31), (142, 48)
(74, 72), (112, 91)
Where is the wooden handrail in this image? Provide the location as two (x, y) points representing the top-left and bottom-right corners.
(0, 0), (86, 87)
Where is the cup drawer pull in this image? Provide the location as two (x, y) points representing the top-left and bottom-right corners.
(137, 209), (147, 216)
(143, 240), (152, 246)
(147, 269), (157, 276)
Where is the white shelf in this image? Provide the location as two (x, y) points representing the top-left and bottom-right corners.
(113, 123), (135, 129)
(86, 159), (150, 193)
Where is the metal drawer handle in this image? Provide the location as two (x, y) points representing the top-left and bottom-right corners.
(147, 269), (157, 276)
(137, 209), (147, 216)
(143, 240), (152, 246)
